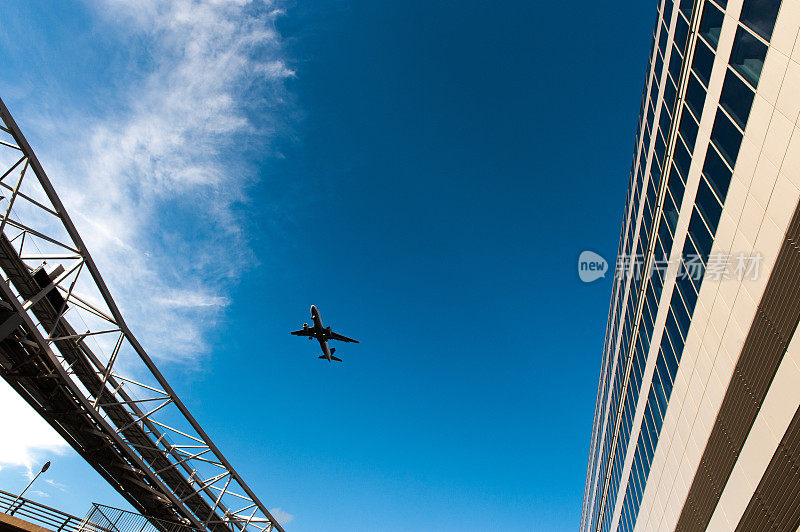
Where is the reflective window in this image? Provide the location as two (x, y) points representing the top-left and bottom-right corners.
(659, 22), (669, 55)
(663, 190), (679, 233)
(668, 165), (685, 205)
(655, 51), (665, 82)
(688, 208), (714, 257)
(669, 44), (683, 81)
(675, 13), (690, 52)
(695, 177), (724, 233)
(719, 69), (756, 129)
(655, 131), (667, 166)
(660, 101), (672, 132)
(664, 76), (678, 110)
(730, 26), (768, 87)
(673, 137), (692, 178)
(701, 145), (733, 201)
(679, 106), (700, 149)
(699, 2), (725, 49)
(663, 0), (674, 25)
(740, 0), (783, 40)
(685, 73), (707, 118)
(692, 39), (716, 86)
(710, 108), (744, 166)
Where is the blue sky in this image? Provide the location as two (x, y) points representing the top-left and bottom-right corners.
(0, 1), (653, 530)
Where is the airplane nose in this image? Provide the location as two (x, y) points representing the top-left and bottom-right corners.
(310, 305), (317, 314)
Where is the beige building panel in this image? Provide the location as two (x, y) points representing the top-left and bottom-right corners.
(759, 47), (790, 106)
(771, 1), (800, 59)
(782, 127), (800, 188)
(776, 59), (800, 123)
(762, 106), (794, 166)
(750, 153), (780, 207)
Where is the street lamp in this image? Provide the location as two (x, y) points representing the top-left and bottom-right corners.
(7, 461), (51, 515)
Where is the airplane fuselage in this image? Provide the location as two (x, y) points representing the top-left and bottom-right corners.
(292, 305), (355, 362)
(310, 305), (332, 361)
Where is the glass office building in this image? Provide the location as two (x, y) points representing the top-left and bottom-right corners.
(581, 0), (800, 530)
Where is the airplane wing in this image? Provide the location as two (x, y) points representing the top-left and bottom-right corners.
(291, 328), (316, 337)
(326, 330), (359, 343)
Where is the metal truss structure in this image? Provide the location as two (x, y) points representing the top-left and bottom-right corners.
(0, 97), (284, 532)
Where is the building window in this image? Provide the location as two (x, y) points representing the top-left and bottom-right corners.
(700, 2), (725, 49)
(692, 39), (716, 86)
(679, 106), (700, 149)
(710, 108), (743, 166)
(729, 26), (767, 88)
(701, 145), (733, 201)
(739, 0), (783, 40)
(685, 73), (707, 118)
(719, 69), (756, 129)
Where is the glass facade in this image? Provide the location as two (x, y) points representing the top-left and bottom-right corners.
(581, 0), (784, 530)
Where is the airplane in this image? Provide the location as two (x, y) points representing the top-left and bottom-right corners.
(290, 305), (359, 362)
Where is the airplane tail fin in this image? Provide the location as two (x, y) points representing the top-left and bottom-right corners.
(330, 347), (336, 354)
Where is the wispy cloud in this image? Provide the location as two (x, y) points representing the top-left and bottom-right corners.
(269, 508), (294, 525)
(50, 0), (295, 361)
(18, 0), (293, 362)
(1, 0), (292, 477)
(0, 386), (68, 475)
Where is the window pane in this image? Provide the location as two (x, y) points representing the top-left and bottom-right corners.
(655, 131), (667, 166)
(692, 39), (716, 86)
(659, 22), (669, 55)
(696, 176), (724, 233)
(669, 164), (686, 204)
(730, 26), (768, 88)
(679, 0), (694, 17)
(685, 73), (707, 118)
(664, 75), (678, 110)
(740, 0), (783, 41)
(673, 137), (691, 178)
(710, 108), (744, 166)
(660, 101), (672, 132)
(679, 106), (700, 149)
(669, 44), (683, 81)
(702, 144), (733, 201)
(720, 68), (756, 129)
(655, 50), (664, 82)
(688, 208), (714, 258)
(699, 2), (725, 49)
(663, 0), (674, 26)
(675, 13), (690, 53)
(676, 276), (698, 314)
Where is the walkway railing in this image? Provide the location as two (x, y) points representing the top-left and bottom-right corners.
(0, 488), (107, 532)
(82, 504), (202, 532)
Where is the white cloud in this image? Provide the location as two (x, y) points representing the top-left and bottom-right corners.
(269, 508), (294, 525)
(45, 0), (295, 361)
(2, 0), (292, 496)
(0, 384), (68, 475)
(18, 0), (293, 344)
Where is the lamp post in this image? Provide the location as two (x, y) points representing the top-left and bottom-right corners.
(7, 461), (50, 515)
